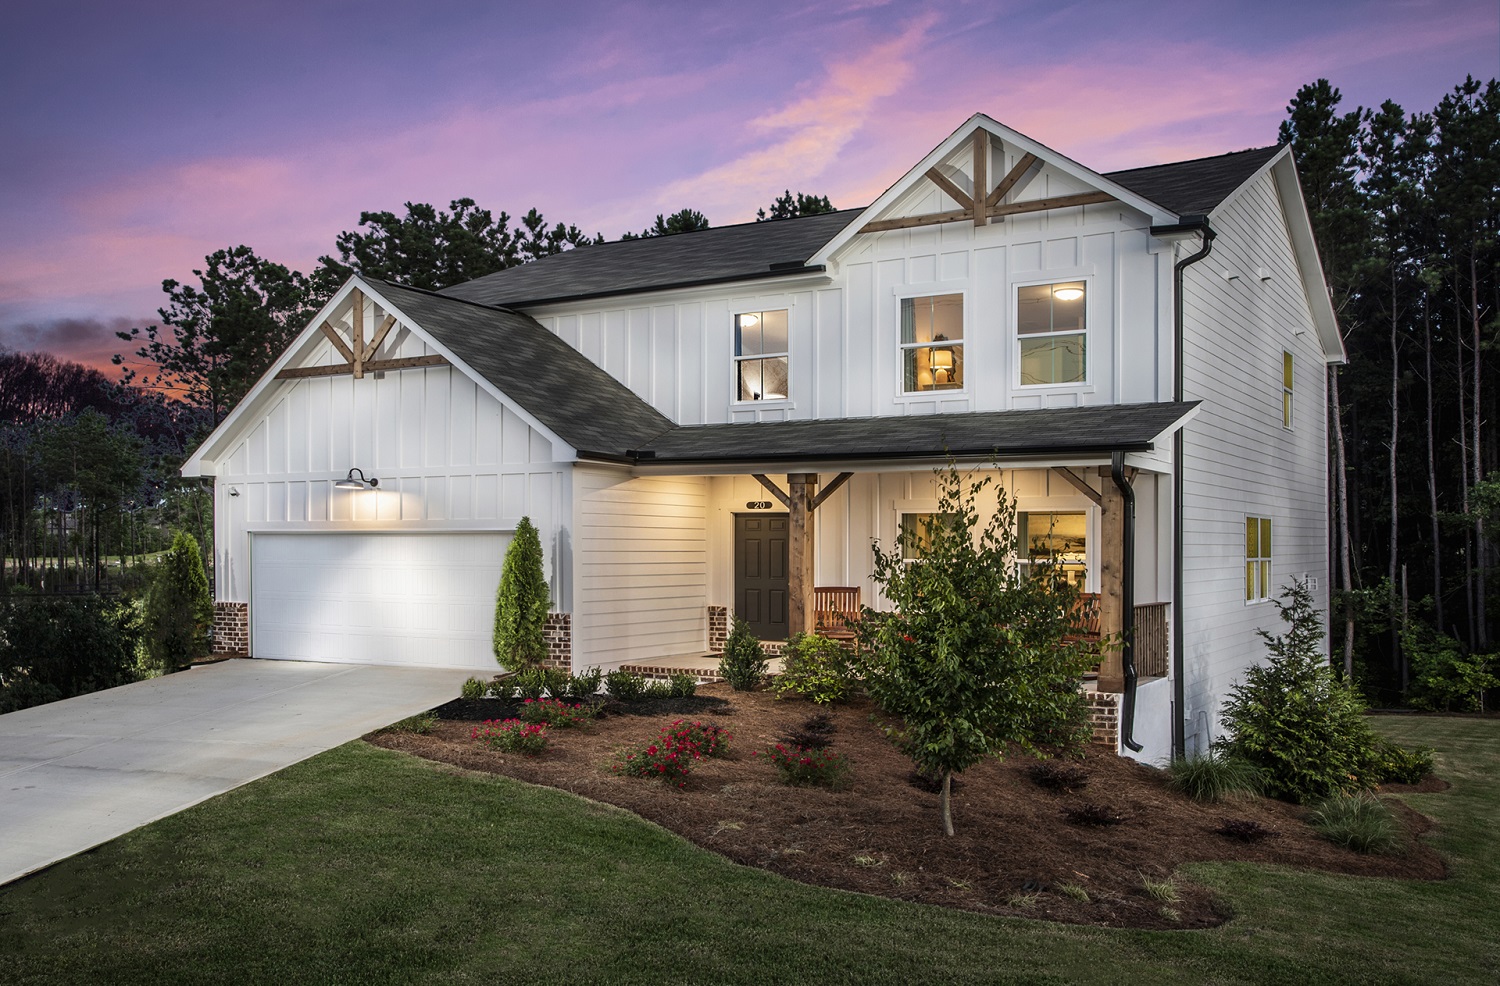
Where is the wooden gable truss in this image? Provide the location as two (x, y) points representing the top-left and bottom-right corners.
(276, 288), (450, 380)
(859, 131), (1118, 235)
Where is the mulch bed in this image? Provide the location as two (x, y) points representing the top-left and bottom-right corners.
(367, 684), (1447, 930)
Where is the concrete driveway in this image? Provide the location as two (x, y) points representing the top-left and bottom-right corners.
(0, 659), (463, 886)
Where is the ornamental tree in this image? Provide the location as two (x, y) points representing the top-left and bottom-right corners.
(493, 516), (549, 670)
(144, 530), (213, 673)
(854, 466), (1096, 836)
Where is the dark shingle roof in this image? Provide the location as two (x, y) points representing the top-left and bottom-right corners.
(367, 279), (673, 454)
(1105, 145), (1281, 217)
(624, 402), (1198, 466)
(439, 209), (859, 309)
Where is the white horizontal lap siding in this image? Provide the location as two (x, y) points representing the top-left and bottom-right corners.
(1180, 171), (1331, 747)
(215, 328), (565, 606)
(574, 471), (708, 667)
(251, 532), (506, 669)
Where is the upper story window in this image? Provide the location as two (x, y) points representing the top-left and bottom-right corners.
(1282, 351), (1294, 429)
(1018, 280), (1086, 386)
(1246, 516), (1272, 603)
(901, 294), (964, 392)
(735, 310), (788, 402)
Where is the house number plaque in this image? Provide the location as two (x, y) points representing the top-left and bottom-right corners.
(745, 500), (773, 509)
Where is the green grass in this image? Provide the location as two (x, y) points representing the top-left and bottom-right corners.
(1, 717), (1497, 985)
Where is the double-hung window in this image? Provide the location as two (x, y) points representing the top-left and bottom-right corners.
(899, 511), (959, 562)
(1018, 281), (1087, 386)
(1246, 516), (1272, 602)
(900, 294), (963, 392)
(734, 310), (788, 402)
(1016, 511), (1088, 589)
(1282, 351), (1294, 429)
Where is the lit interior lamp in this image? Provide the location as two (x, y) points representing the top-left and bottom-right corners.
(335, 467), (379, 491)
(740, 312), (759, 327)
(930, 342), (955, 384)
(1053, 285), (1084, 302)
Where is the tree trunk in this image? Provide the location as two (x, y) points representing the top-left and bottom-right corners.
(941, 771), (954, 837)
(1425, 302), (1443, 630)
(1331, 366), (1356, 682)
(1472, 248), (1487, 650)
(1388, 268), (1400, 676)
(1458, 294), (1476, 648)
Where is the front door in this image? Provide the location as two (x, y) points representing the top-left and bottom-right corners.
(734, 513), (789, 640)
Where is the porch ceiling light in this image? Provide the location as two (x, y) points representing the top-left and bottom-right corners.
(1053, 286), (1084, 302)
(335, 467), (379, 491)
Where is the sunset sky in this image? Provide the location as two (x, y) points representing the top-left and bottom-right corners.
(1, 0), (1494, 377)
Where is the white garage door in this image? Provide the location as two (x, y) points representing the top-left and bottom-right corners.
(251, 533), (508, 670)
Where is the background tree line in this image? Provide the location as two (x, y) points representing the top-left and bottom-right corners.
(1283, 76), (1499, 710)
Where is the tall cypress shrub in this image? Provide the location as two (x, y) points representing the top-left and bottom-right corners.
(494, 516), (549, 670)
(144, 530), (212, 673)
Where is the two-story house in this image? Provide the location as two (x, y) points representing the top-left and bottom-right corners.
(183, 114), (1343, 763)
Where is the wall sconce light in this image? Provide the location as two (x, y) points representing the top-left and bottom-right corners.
(335, 467), (379, 491)
(228, 487), (241, 498)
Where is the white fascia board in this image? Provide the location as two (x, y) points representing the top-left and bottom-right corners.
(181, 276), (578, 476)
(807, 113), (1176, 268)
(181, 278), (367, 477)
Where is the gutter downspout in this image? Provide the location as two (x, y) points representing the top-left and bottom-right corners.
(1162, 217), (1216, 760)
(1112, 450), (1142, 752)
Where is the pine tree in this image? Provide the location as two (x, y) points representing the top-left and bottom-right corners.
(493, 516), (549, 670)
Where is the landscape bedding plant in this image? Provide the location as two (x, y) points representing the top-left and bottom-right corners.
(612, 719), (734, 787)
(369, 684), (1446, 930)
(471, 719), (549, 755)
(518, 697), (596, 728)
(756, 743), (852, 789)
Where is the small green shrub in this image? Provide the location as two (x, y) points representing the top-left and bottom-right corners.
(1163, 752), (1264, 803)
(383, 711), (438, 735)
(489, 678), (515, 700)
(1308, 791), (1403, 854)
(518, 698), (596, 728)
(668, 719), (731, 758)
(719, 616), (767, 691)
(643, 680), (673, 699)
(668, 673), (698, 698)
(512, 666), (552, 700)
(774, 632), (856, 704)
(460, 677), (486, 700)
(1401, 618), (1498, 712)
(1217, 580), (1382, 803)
(544, 666), (571, 698)
(565, 667), (603, 701)
(143, 530), (212, 673)
(756, 743), (852, 789)
(1374, 739), (1435, 785)
(604, 669), (646, 701)
(471, 718), (549, 755)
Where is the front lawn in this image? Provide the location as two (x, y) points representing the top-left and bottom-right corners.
(0, 716), (1495, 985)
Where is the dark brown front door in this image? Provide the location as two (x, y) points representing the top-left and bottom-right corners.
(735, 513), (789, 641)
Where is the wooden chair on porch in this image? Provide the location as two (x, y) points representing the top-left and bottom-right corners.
(812, 586), (861, 643)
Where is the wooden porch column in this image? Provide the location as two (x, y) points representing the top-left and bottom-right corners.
(1096, 466), (1125, 692)
(787, 473), (818, 637)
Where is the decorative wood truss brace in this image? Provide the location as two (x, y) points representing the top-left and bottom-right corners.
(752, 471), (855, 637)
(860, 132), (1117, 234)
(276, 289), (450, 380)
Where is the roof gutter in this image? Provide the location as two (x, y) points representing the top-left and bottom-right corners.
(575, 442), (1158, 469)
(1155, 215), (1216, 761)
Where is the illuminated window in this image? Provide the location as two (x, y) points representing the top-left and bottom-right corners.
(1018, 281), (1086, 386)
(1016, 511), (1088, 589)
(734, 310), (789, 401)
(1246, 516), (1272, 602)
(899, 512), (958, 562)
(1282, 351), (1294, 429)
(901, 294), (963, 392)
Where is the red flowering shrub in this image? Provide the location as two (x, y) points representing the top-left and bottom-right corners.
(472, 718), (549, 755)
(613, 720), (733, 787)
(755, 743), (852, 789)
(518, 698), (596, 728)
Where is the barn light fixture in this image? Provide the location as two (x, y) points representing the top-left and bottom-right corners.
(335, 467), (379, 491)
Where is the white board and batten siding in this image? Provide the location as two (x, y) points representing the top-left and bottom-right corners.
(215, 324), (570, 664)
(1179, 169), (1332, 753)
(525, 160), (1170, 429)
(572, 467), (708, 669)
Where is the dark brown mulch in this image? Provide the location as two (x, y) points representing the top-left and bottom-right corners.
(368, 684), (1447, 930)
(431, 695), (731, 723)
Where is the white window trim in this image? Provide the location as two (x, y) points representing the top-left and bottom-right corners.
(1282, 350), (1294, 431)
(730, 307), (792, 407)
(1014, 496), (1097, 593)
(893, 284), (970, 397)
(1013, 274), (1092, 391)
(1246, 514), (1272, 605)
